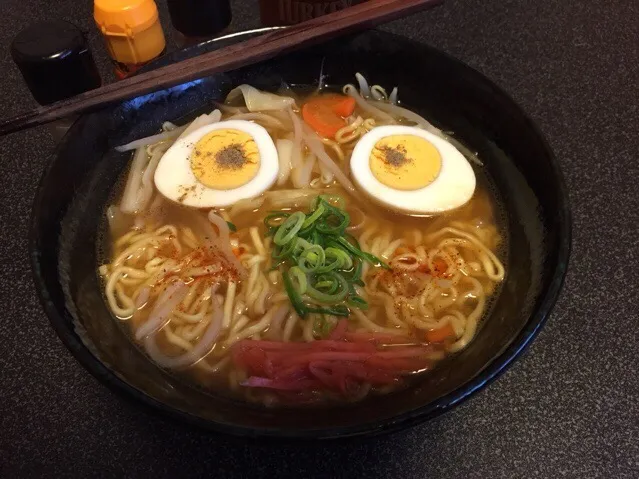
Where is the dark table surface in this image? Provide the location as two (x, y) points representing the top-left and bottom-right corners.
(1, 0), (638, 477)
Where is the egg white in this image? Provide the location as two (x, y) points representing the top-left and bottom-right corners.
(154, 120), (279, 208)
(350, 126), (476, 215)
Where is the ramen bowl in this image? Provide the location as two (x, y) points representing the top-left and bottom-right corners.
(29, 29), (570, 439)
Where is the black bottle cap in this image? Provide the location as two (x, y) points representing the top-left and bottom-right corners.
(167, 0), (232, 38)
(11, 20), (101, 105)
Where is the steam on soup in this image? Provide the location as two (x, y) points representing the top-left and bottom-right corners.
(99, 74), (506, 406)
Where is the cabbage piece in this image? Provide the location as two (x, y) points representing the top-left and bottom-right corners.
(225, 84), (296, 112)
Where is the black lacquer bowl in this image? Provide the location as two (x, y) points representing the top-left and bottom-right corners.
(29, 29), (570, 439)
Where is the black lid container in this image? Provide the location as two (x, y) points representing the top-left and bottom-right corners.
(166, 0), (231, 38)
(11, 20), (101, 105)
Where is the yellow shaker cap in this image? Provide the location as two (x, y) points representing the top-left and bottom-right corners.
(94, 0), (160, 35)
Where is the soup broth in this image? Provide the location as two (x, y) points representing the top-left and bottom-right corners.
(100, 77), (506, 406)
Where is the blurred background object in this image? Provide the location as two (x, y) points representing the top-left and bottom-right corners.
(259, 0), (370, 26)
(167, 0), (232, 47)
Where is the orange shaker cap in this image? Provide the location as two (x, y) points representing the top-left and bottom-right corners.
(94, 0), (159, 34)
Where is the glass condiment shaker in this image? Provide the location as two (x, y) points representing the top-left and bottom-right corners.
(94, 0), (166, 79)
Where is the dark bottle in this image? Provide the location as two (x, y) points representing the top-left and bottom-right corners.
(11, 20), (101, 105)
(167, 0), (232, 46)
(11, 20), (102, 140)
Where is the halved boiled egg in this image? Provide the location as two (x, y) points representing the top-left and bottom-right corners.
(350, 126), (476, 215)
(154, 120), (279, 208)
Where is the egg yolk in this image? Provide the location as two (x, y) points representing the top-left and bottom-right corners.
(190, 129), (260, 190)
(369, 135), (441, 191)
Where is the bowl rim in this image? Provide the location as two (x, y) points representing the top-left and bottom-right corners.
(29, 28), (572, 440)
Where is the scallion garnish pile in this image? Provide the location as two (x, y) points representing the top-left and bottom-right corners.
(265, 195), (389, 318)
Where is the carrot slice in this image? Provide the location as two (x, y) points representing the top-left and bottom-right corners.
(302, 94), (356, 138)
(326, 94), (356, 117)
(425, 323), (456, 343)
(302, 102), (342, 138)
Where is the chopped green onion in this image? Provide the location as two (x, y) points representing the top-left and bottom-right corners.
(282, 269), (307, 318)
(310, 229), (323, 247)
(268, 195), (382, 318)
(306, 272), (349, 304)
(288, 266), (308, 294)
(297, 223), (315, 239)
(264, 212), (290, 228)
(315, 200), (349, 235)
(313, 273), (340, 294)
(315, 254), (341, 274)
(306, 304), (350, 317)
(282, 269), (351, 318)
(298, 244), (325, 273)
(272, 237), (298, 260)
(344, 257), (362, 282)
(314, 280), (334, 290)
(294, 237), (313, 251)
(226, 221), (237, 232)
(311, 194), (346, 210)
(325, 247), (353, 270)
(348, 295), (369, 309)
(332, 236), (390, 269)
(273, 211), (305, 246)
(345, 233), (361, 249)
(301, 203), (325, 229)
